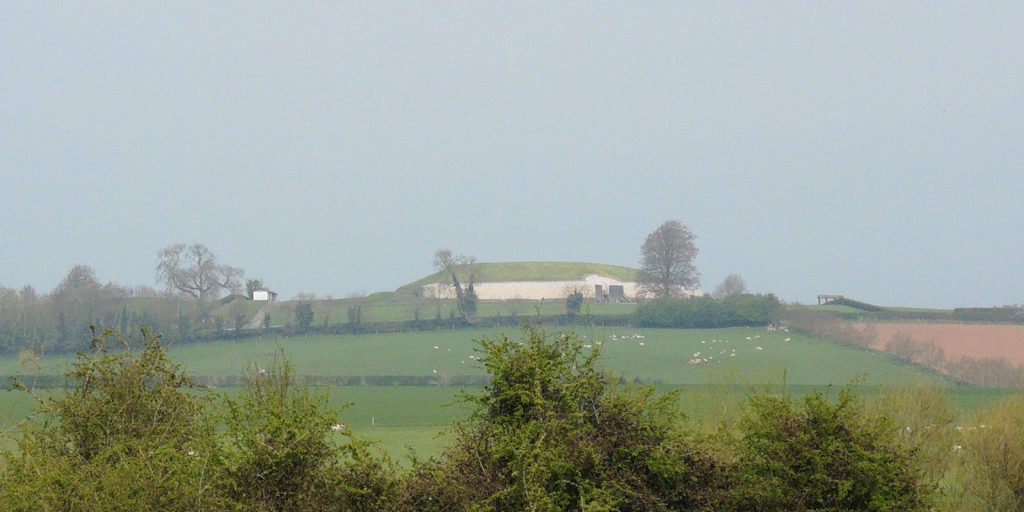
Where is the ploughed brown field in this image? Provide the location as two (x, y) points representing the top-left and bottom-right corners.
(854, 322), (1024, 364)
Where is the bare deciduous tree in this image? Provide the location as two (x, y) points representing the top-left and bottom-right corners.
(156, 243), (243, 301)
(433, 248), (480, 321)
(639, 220), (699, 298)
(713, 273), (747, 299)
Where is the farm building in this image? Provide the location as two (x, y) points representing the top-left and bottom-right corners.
(252, 288), (278, 302)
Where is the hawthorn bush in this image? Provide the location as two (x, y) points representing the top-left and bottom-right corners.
(0, 328), (233, 510)
(0, 329), (394, 512)
(220, 353), (396, 511)
(728, 388), (932, 511)
(393, 325), (725, 511)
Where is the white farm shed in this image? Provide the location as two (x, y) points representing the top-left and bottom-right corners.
(252, 288), (278, 302)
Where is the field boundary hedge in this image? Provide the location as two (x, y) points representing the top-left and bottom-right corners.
(182, 313), (634, 344)
(634, 294), (782, 328)
(818, 309), (1024, 324)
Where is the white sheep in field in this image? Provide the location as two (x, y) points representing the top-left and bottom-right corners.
(331, 423), (346, 433)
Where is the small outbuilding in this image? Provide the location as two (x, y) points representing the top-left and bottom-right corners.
(252, 288), (278, 302)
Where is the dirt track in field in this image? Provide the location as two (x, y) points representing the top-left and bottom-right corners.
(853, 322), (1024, 364)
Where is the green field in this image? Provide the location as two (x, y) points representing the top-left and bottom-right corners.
(1, 326), (943, 386)
(3, 326), (1018, 461)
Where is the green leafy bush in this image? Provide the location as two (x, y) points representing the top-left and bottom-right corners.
(0, 328), (233, 511)
(395, 325), (724, 511)
(729, 389), (932, 511)
(220, 353), (395, 511)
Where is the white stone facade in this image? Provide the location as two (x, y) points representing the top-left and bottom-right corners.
(420, 274), (701, 301)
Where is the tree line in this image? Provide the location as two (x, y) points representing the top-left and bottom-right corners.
(0, 219), (738, 352)
(0, 244), (259, 353)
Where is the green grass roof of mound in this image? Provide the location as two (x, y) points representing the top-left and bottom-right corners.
(397, 261), (639, 292)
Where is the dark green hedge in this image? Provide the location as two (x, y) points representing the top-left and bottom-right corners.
(634, 294), (782, 328)
(953, 307), (1024, 323)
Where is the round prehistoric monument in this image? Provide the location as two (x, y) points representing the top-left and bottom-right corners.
(411, 262), (702, 303)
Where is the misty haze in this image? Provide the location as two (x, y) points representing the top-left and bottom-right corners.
(1, 3), (1022, 511)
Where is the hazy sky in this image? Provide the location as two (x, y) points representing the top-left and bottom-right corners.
(2, 2), (1022, 308)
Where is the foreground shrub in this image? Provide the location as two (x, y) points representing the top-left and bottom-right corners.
(395, 325), (724, 511)
(0, 328), (233, 511)
(0, 330), (395, 512)
(220, 353), (396, 511)
(956, 397), (1024, 511)
(730, 388), (932, 512)
(869, 383), (958, 489)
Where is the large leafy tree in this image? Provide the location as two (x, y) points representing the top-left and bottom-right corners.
(639, 220), (700, 298)
(50, 265), (128, 351)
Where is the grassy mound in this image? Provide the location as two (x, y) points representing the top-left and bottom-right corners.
(397, 261), (638, 292)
